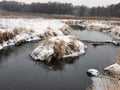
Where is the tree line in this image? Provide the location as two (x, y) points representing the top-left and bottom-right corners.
(0, 0), (120, 17)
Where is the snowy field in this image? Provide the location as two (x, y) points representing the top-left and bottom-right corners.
(0, 18), (70, 50)
(0, 17), (120, 90)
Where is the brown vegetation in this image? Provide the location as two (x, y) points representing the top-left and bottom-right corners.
(13, 27), (24, 35)
(36, 36), (83, 62)
(0, 32), (3, 44)
(44, 37), (81, 61)
(8, 32), (14, 39)
(0, 31), (15, 43)
(59, 25), (71, 35)
(2, 32), (9, 41)
(1, 11), (120, 21)
(0, 27), (33, 46)
(115, 48), (120, 64)
(87, 76), (120, 90)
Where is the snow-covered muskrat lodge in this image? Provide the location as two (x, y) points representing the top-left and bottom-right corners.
(30, 35), (86, 62)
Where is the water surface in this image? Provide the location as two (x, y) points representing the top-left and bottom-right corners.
(70, 29), (113, 41)
(0, 30), (117, 90)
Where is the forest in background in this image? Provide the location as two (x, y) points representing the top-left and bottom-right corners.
(0, 0), (120, 17)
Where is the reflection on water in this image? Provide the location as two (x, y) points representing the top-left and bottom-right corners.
(32, 56), (80, 71)
(0, 46), (15, 66)
(0, 30), (117, 90)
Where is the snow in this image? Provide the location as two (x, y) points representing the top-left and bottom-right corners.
(91, 76), (115, 90)
(0, 18), (70, 50)
(104, 63), (120, 74)
(87, 69), (117, 90)
(31, 44), (54, 61)
(0, 18), (70, 35)
(52, 36), (86, 56)
(50, 36), (86, 57)
(62, 19), (120, 39)
(88, 64), (120, 90)
(87, 69), (100, 76)
(87, 22), (111, 31)
(30, 35), (86, 62)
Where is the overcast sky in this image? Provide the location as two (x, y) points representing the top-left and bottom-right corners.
(2, 0), (120, 7)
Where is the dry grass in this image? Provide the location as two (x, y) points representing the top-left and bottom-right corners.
(115, 48), (120, 64)
(0, 31), (14, 43)
(38, 37), (82, 62)
(0, 32), (3, 44)
(40, 38), (53, 45)
(87, 76), (120, 90)
(69, 36), (80, 41)
(2, 32), (9, 41)
(0, 27), (33, 46)
(86, 84), (94, 90)
(104, 48), (120, 90)
(0, 11), (120, 21)
(53, 41), (65, 59)
(59, 25), (71, 35)
(13, 27), (24, 35)
(8, 32), (14, 39)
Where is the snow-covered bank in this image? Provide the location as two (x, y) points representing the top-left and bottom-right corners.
(104, 63), (120, 77)
(87, 63), (120, 90)
(86, 21), (120, 39)
(87, 69), (119, 90)
(0, 18), (70, 50)
(30, 36), (86, 62)
(62, 20), (120, 40)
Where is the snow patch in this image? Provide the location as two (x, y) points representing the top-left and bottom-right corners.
(91, 76), (115, 90)
(0, 18), (70, 50)
(87, 69), (100, 76)
(104, 63), (120, 75)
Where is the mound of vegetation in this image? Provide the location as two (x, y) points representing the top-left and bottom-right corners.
(30, 36), (86, 62)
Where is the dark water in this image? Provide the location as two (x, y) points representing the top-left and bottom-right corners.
(0, 30), (117, 90)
